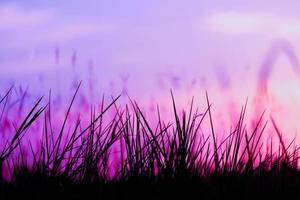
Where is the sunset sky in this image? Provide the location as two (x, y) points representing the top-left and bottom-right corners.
(2, 0), (300, 137)
(1, 1), (300, 76)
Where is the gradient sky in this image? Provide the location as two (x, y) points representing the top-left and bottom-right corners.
(2, 0), (300, 135)
(2, 0), (300, 76)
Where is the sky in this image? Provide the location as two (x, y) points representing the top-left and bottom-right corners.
(2, 0), (300, 137)
(2, 0), (300, 75)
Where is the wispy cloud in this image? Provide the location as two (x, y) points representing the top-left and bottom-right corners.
(4, 20), (118, 50)
(47, 21), (116, 43)
(200, 11), (300, 37)
(0, 3), (118, 49)
(0, 4), (53, 30)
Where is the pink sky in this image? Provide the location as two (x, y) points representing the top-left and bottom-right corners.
(2, 0), (300, 142)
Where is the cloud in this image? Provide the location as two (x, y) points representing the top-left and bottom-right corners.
(0, 4), (54, 30)
(44, 21), (117, 44)
(200, 11), (300, 37)
(0, 3), (118, 49)
(4, 20), (117, 50)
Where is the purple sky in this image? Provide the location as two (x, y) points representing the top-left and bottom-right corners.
(1, 0), (300, 76)
(1, 1), (300, 108)
(2, 0), (300, 142)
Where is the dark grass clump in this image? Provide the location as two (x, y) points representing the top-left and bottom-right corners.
(0, 86), (300, 200)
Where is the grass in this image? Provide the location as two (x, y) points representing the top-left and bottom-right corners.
(0, 84), (300, 199)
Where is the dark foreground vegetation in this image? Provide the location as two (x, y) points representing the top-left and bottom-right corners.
(0, 85), (300, 199)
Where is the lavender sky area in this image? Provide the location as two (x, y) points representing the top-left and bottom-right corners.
(2, 0), (300, 136)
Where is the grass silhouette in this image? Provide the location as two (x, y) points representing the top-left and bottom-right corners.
(0, 84), (300, 200)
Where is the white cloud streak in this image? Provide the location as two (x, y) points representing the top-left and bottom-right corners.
(0, 4), (54, 30)
(200, 11), (300, 38)
(0, 3), (118, 49)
